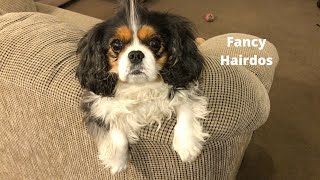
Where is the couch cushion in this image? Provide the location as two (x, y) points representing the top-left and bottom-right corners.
(199, 33), (279, 92)
(0, 12), (274, 142)
(0, 12), (82, 104)
(35, 0), (71, 7)
(35, 2), (102, 32)
(0, 0), (36, 15)
(0, 12), (277, 179)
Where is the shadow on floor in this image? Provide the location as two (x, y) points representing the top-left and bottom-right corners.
(237, 142), (274, 180)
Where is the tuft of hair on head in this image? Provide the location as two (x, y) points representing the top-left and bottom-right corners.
(118, 0), (145, 34)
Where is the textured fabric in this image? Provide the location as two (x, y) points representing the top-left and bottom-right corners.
(0, 13), (278, 179)
(0, 0), (36, 15)
(35, 2), (102, 32)
(35, 0), (71, 7)
(199, 34), (279, 93)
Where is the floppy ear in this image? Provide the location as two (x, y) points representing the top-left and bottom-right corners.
(160, 15), (204, 90)
(76, 23), (118, 96)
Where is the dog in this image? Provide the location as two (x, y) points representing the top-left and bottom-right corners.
(76, 0), (210, 174)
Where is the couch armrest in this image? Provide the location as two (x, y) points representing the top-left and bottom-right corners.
(194, 34), (278, 142)
(0, 11), (279, 179)
(35, 0), (71, 7)
(0, 13), (277, 145)
(139, 34), (278, 143)
(0, 0), (36, 15)
(35, 2), (102, 32)
(199, 33), (279, 92)
(139, 49), (273, 143)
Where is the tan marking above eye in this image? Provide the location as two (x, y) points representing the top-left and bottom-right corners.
(115, 26), (132, 42)
(138, 25), (156, 40)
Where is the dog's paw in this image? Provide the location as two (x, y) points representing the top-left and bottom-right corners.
(172, 121), (209, 162)
(97, 128), (129, 174)
(109, 158), (128, 174)
(99, 151), (129, 174)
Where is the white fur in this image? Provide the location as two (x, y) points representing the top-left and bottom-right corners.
(85, 81), (209, 172)
(98, 128), (129, 174)
(118, 43), (159, 83)
(118, 1), (160, 84)
(129, 0), (139, 35)
(85, 81), (174, 144)
(172, 97), (210, 162)
(168, 83), (210, 162)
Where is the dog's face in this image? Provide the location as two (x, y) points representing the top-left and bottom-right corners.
(108, 24), (166, 84)
(76, 0), (204, 96)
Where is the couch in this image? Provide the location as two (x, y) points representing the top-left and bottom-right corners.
(34, 0), (71, 7)
(0, 0), (279, 179)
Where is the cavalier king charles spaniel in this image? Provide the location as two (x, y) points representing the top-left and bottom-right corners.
(76, 0), (210, 174)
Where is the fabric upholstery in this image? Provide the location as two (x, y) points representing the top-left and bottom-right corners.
(35, 2), (102, 32)
(0, 0), (36, 15)
(35, 0), (71, 7)
(199, 34), (279, 92)
(0, 12), (278, 179)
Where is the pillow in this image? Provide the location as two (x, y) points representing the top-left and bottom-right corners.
(0, 0), (36, 15)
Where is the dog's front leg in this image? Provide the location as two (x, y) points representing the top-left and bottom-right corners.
(172, 101), (209, 162)
(95, 127), (129, 174)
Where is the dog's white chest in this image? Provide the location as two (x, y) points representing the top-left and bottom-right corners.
(89, 81), (174, 133)
(113, 81), (174, 124)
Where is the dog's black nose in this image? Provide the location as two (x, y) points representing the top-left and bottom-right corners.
(128, 51), (144, 64)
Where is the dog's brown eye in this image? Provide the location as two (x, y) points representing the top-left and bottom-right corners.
(111, 39), (123, 53)
(149, 38), (161, 51)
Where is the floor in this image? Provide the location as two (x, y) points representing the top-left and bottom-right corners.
(62, 0), (320, 179)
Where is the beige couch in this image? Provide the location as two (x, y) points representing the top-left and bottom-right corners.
(35, 0), (71, 7)
(0, 1), (279, 179)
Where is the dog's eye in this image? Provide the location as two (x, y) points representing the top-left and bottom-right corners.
(111, 39), (123, 53)
(149, 38), (161, 51)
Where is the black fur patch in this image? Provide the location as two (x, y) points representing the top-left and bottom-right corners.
(76, 0), (204, 144)
(76, 2), (203, 96)
(76, 14), (129, 97)
(140, 11), (204, 90)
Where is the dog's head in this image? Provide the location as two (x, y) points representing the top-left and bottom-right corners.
(76, 0), (204, 96)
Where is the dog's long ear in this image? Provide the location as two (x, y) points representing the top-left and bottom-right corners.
(160, 15), (204, 90)
(76, 23), (118, 96)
